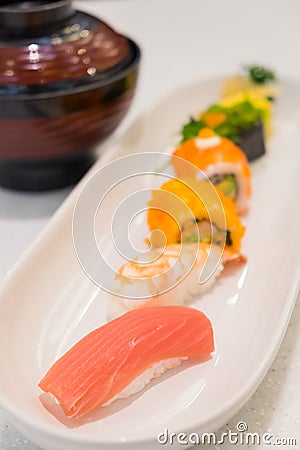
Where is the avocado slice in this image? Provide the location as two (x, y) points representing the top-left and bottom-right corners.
(214, 174), (238, 201)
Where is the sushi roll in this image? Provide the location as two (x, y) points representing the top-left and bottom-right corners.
(108, 242), (245, 318)
(39, 306), (214, 418)
(147, 178), (245, 251)
(172, 128), (252, 215)
(180, 92), (271, 161)
(222, 64), (279, 102)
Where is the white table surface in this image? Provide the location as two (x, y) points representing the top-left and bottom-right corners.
(0, 0), (299, 448)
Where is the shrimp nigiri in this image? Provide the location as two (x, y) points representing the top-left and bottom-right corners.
(108, 243), (245, 319)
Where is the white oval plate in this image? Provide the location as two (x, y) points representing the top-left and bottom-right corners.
(0, 78), (299, 450)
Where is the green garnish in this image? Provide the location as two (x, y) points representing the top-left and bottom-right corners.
(244, 64), (276, 85)
(181, 100), (267, 143)
(181, 117), (206, 142)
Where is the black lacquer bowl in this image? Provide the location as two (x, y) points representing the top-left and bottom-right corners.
(0, 0), (141, 190)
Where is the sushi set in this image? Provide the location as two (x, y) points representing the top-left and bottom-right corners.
(0, 69), (299, 450)
(37, 65), (273, 416)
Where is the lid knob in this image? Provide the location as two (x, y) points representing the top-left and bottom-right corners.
(0, 0), (74, 35)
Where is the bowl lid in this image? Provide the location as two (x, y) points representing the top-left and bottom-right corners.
(0, 3), (135, 93)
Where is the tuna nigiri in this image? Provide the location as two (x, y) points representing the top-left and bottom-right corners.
(109, 243), (245, 318)
(172, 128), (252, 215)
(38, 306), (214, 419)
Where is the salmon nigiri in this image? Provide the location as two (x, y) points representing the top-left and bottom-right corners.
(38, 306), (214, 419)
(109, 243), (245, 318)
(172, 128), (252, 215)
